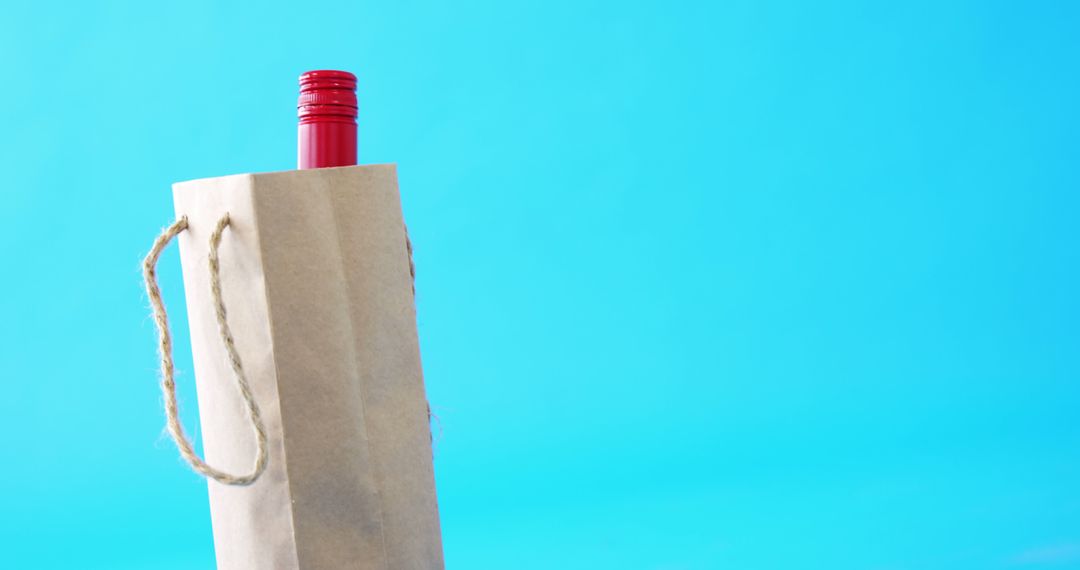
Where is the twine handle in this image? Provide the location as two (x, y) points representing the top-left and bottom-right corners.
(143, 214), (269, 486)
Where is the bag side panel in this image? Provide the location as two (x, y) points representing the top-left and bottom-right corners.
(173, 175), (302, 570)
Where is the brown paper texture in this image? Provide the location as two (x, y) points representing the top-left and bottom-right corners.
(173, 165), (443, 569)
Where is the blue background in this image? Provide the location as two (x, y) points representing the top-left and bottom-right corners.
(1, 1), (1078, 568)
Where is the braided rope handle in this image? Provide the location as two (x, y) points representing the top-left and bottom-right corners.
(143, 214), (269, 486)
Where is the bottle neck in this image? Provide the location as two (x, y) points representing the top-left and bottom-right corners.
(298, 118), (357, 169)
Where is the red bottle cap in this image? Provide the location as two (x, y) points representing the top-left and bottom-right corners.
(297, 70), (358, 169)
(298, 70), (358, 121)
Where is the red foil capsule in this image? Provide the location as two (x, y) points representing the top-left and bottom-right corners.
(297, 70), (358, 169)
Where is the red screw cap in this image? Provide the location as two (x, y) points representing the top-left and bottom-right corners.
(297, 70), (358, 121)
(297, 70), (358, 169)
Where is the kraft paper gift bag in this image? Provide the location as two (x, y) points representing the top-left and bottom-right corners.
(143, 164), (444, 569)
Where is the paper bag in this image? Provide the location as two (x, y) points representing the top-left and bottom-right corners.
(160, 165), (443, 569)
